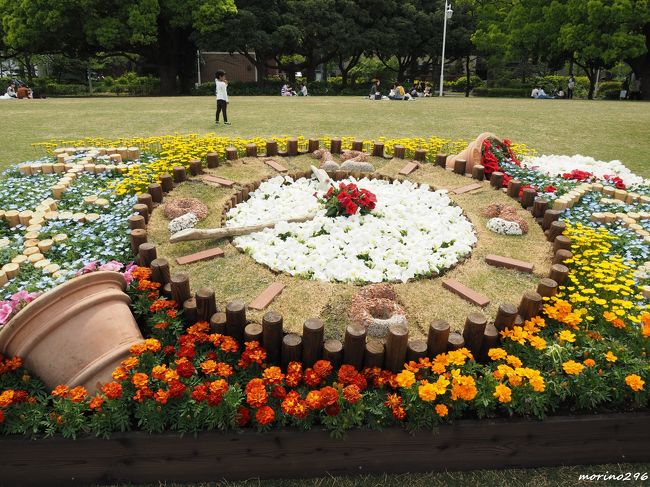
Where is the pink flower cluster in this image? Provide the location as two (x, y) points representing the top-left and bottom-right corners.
(0, 291), (41, 327)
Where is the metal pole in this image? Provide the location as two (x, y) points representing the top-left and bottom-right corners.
(197, 50), (201, 86)
(439, 0), (449, 97)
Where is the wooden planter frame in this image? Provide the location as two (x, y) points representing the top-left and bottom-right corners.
(1, 411), (649, 485)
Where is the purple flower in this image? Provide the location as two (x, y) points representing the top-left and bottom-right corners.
(77, 261), (99, 275)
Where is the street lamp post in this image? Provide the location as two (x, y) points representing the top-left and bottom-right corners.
(439, 0), (453, 97)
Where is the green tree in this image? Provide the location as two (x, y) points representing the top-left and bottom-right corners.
(0, 0), (236, 94)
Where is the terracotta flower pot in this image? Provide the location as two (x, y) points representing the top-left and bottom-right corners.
(446, 132), (501, 174)
(0, 271), (143, 393)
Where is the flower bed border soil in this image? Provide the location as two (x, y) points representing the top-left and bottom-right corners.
(1, 411), (648, 485)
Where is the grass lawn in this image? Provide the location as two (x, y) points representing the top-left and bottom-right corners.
(1, 96), (649, 177)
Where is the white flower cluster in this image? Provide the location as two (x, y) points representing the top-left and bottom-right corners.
(169, 213), (199, 235)
(521, 154), (647, 188)
(486, 217), (523, 236)
(227, 176), (476, 283)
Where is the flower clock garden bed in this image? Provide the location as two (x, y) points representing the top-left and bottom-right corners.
(0, 134), (648, 484)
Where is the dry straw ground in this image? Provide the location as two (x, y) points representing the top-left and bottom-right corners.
(148, 154), (551, 338)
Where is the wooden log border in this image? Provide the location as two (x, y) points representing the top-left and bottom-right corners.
(1, 412), (648, 485)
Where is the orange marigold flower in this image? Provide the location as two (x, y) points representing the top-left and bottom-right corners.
(163, 369), (180, 383)
(121, 356), (139, 370)
(528, 335), (547, 350)
(392, 406), (406, 420)
(220, 336), (239, 353)
(246, 379), (268, 408)
(216, 362), (233, 378)
(131, 372), (149, 389)
(584, 358), (596, 367)
(450, 373), (477, 401)
(52, 385), (69, 398)
(319, 386), (339, 407)
(68, 386), (88, 403)
(625, 374), (645, 392)
(154, 389), (170, 405)
(384, 393), (402, 410)
(494, 383), (512, 403)
(129, 343), (148, 356)
(102, 382), (123, 400)
(418, 381), (438, 402)
(145, 338), (161, 352)
(562, 360), (584, 375)
(262, 366), (285, 385)
(603, 311), (617, 322)
(0, 390), (15, 407)
(151, 364), (168, 380)
(303, 368), (322, 387)
(200, 360), (218, 375)
(313, 360), (333, 379)
(305, 390), (323, 410)
(153, 322), (169, 330)
(131, 266), (152, 280)
(167, 309), (177, 319)
(209, 379), (229, 396)
(435, 404), (449, 417)
(255, 405), (275, 426)
(642, 312), (650, 338)
(133, 387), (153, 402)
(611, 318), (626, 329)
(0, 409), (4, 423)
(342, 384), (362, 404)
(187, 321), (210, 336)
(395, 370), (416, 388)
(89, 395), (105, 411)
(338, 364), (358, 385)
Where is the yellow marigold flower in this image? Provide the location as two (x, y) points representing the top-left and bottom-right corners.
(487, 348), (508, 361)
(528, 335), (547, 350)
(625, 374), (645, 392)
(562, 360), (585, 375)
(605, 351), (617, 362)
(494, 383), (512, 403)
(395, 370), (416, 388)
(558, 330), (576, 343)
(432, 376), (450, 395)
(529, 375), (546, 392)
(506, 355), (523, 368)
(435, 404), (448, 417)
(418, 381), (438, 402)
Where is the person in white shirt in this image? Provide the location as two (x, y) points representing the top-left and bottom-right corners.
(215, 70), (230, 125)
(531, 87), (539, 98)
(300, 83), (308, 96)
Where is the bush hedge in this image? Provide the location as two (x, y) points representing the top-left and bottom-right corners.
(471, 87), (530, 98)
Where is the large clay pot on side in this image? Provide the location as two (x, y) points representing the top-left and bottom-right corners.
(446, 132), (501, 174)
(0, 271), (143, 394)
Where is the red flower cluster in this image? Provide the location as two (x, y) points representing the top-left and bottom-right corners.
(603, 174), (626, 190)
(562, 169), (593, 182)
(320, 182), (377, 217)
(338, 364), (368, 391)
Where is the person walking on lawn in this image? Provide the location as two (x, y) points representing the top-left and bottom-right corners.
(215, 70), (230, 125)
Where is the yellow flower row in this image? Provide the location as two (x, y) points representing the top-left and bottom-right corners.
(34, 134), (536, 195)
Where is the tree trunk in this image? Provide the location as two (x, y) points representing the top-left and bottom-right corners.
(158, 64), (178, 96)
(627, 24), (650, 101)
(306, 65), (317, 82)
(465, 55), (471, 97)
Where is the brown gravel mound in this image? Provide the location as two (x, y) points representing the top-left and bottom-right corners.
(163, 198), (209, 220)
(481, 203), (529, 234)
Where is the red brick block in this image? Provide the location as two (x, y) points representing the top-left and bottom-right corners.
(441, 278), (490, 307)
(398, 162), (418, 175)
(452, 182), (483, 195)
(249, 282), (286, 310)
(485, 254), (534, 273)
(176, 247), (225, 265)
(264, 159), (288, 173)
(202, 175), (235, 187)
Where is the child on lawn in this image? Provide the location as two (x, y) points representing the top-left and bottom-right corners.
(215, 70), (230, 125)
